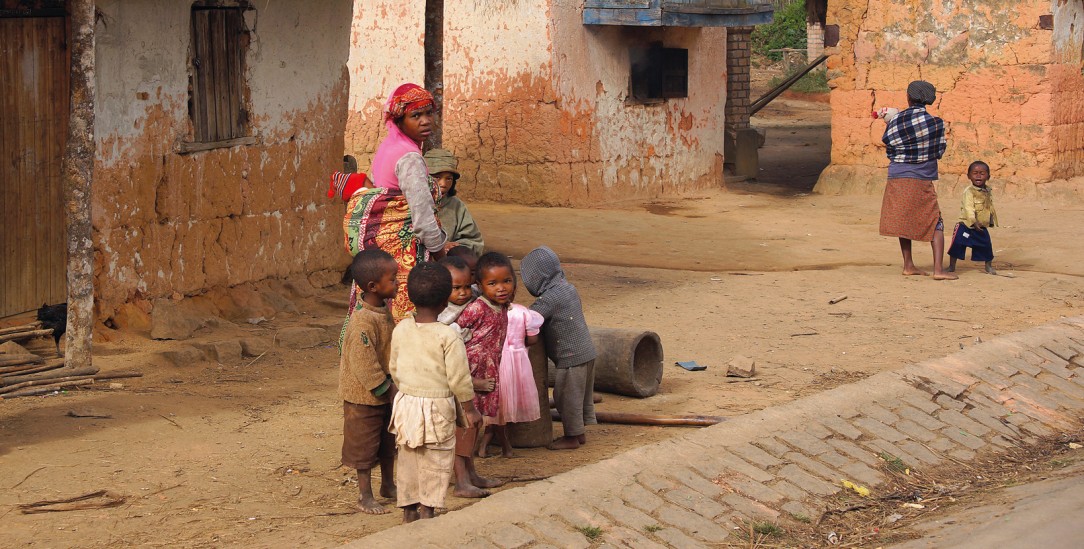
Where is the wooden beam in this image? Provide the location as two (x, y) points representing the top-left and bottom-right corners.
(62, 0), (97, 374)
(177, 135), (258, 154)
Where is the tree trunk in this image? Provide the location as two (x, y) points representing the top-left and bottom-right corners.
(62, 0), (97, 373)
(423, 0), (444, 150)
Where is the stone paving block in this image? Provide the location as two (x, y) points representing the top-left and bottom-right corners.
(895, 440), (943, 465)
(778, 430), (833, 455)
(988, 359), (1024, 378)
(934, 394), (967, 411)
(662, 488), (728, 519)
(840, 461), (885, 487)
(523, 517), (590, 549)
(754, 436), (792, 458)
(655, 504), (731, 543)
(781, 500), (817, 522)
(782, 452), (843, 483)
(721, 492), (780, 520)
(484, 524), (535, 549)
(1044, 340), (1079, 362)
(731, 443), (783, 469)
(861, 405), (901, 425)
(556, 506), (606, 530)
(708, 453), (774, 483)
(1035, 373), (1084, 402)
(937, 408), (993, 437)
(895, 403), (949, 430)
(770, 479), (810, 502)
(593, 499), (659, 534)
(1008, 373), (1051, 395)
(622, 482), (668, 514)
(1032, 347), (1071, 371)
(651, 524), (704, 548)
(893, 419), (940, 442)
(853, 417), (908, 442)
(667, 467), (724, 499)
(926, 436), (956, 452)
(600, 525), (668, 549)
(778, 464), (839, 496)
(909, 372), (969, 399)
(811, 447), (853, 469)
(1016, 420), (1054, 438)
(949, 448), (976, 461)
(637, 471), (678, 493)
(962, 407), (1022, 438)
(969, 366), (1014, 390)
(463, 537), (501, 549)
(1036, 358), (1075, 382)
(865, 439), (922, 468)
(899, 392), (943, 414)
(819, 415), (864, 440)
(1008, 384), (1064, 412)
(1021, 350), (1045, 366)
(827, 438), (882, 467)
(714, 472), (786, 504)
(1007, 356), (1042, 376)
(986, 434), (1016, 449)
(939, 426), (987, 450)
(803, 421), (834, 439)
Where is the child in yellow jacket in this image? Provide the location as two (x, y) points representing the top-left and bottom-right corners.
(948, 161), (999, 275)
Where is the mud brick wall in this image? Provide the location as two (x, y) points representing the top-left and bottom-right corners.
(346, 0), (727, 206)
(92, 0), (352, 318)
(815, 0), (1084, 199)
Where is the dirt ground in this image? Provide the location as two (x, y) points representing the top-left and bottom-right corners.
(4, 97), (1084, 548)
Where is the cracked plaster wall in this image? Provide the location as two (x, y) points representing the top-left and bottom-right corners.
(815, 0), (1084, 200)
(92, 0), (352, 318)
(345, 0), (727, 206)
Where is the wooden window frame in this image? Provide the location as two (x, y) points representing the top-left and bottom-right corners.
(181, 0), (255, 153)
(628, 43), (689, 105)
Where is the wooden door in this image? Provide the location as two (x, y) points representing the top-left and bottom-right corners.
(0, 16), (69, 317)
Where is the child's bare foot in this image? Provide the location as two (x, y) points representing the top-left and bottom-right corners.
(471, 474), (505, 489)
(379, 484), (397, 500)
(358, 494), (389, 515)
(932, 272), (959, 280)
(476, 445), (491, 459)
(452, 484), (491, 498)
(419, 505), (435, 519)
(577, 434), (586, 445)
(985, 263), (997, 275)
(548, 436), (581, 450)
(501, 447), (514, 458)
(902, 268), (928, 276)
(402, 505), (419, 523)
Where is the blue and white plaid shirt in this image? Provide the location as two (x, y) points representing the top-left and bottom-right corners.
(882, 106), (946, 164)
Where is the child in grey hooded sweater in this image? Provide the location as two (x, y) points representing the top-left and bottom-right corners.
(520, 246), (598, 450)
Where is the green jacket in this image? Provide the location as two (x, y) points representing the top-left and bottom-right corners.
(436, 196), (484, 255)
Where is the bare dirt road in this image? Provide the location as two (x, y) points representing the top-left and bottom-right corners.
(3, 98), (1083, 548)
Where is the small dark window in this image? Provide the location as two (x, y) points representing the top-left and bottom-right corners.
(188, 3), (250, 146)
(629, 44), (688, 103)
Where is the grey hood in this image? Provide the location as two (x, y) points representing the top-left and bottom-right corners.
(520, 246), (564, 297)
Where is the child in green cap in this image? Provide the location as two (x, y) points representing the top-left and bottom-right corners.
(424, 149), (484, 256)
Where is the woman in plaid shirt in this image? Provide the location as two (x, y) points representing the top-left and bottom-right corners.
(878, 80), (958, 281)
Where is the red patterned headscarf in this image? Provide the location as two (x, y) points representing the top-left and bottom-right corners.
(385, 83), (434, 121)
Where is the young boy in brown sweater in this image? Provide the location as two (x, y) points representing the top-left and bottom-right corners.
(339, 249), (400, 514)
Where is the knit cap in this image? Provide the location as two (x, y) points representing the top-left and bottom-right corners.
(424, 148), (460, 180)
(906, 80), (936, 105)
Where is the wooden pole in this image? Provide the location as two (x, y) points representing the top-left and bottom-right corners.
(62, 0), (97, 373)
(423, 0), (444, 149)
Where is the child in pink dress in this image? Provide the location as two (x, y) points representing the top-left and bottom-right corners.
(498, 304), (543, 425)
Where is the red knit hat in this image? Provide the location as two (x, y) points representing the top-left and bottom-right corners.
(328, 171), (368, 202)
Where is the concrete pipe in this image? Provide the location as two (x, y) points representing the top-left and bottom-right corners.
(507, 343), (553, 448)
(546, 328), (664, 398)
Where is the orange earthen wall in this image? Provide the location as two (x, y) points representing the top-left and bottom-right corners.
(815, 0), (1084, 198)
(345, 0), (728, 207)
(91, 1), (352, 318)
